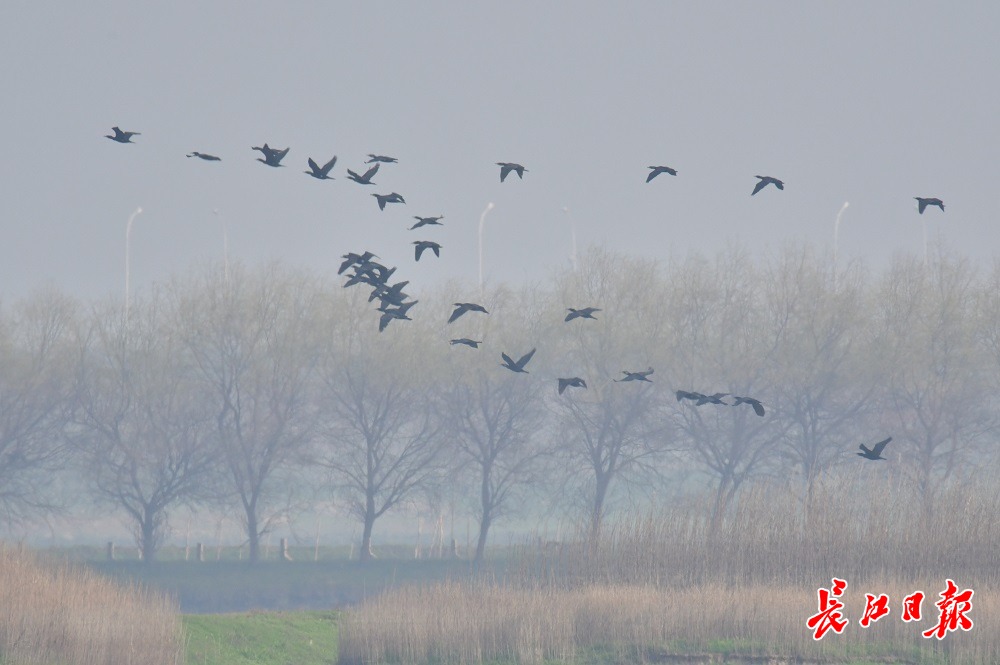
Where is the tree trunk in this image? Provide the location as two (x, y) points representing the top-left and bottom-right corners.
(590, 470), (612, 543)
(360, 493), (376, 561)
(475, 462), (493, 563)
(140, 505), (157, 564)
(246, 506), (260, 563)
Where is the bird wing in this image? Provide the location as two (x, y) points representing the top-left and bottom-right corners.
(377, 196), (387, 211)
(346, 169), (360, 180)
(308, 158), (320, 173)
(751, 400), (765, 417)
(646, 168), (660, 183)
(362, 163), (380, 181)
(378, 312), (392, 332)
(858, 444), (873, 455)
(322, 156), (337, 173)
(414, 243), (425, 261)
(431, 244), (441, 257)
(871, 437), (892, 455)
(500, 352), (515, 367)
(751, 179), (767, 196)
(774, 179), (784, 190)
(499, 164), (512, 182)
(447, 305), (467, 324)
(558, 379), (568, 395)
(517, 348), (537, 368)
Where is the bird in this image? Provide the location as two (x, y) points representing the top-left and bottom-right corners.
(106, 127), (140, 143)
(914, 197), (945, 214)
(378, 300), (418, 333)
(565, 307), (601, 322)
(696, 392), (729, 405)
(857, 437), (892, 461)
(751, 175), (784, 196)
(448, 302), (489, 324)
(410, 216), (444, 230)
(367, 154), (398, 164)
(616, 368), (654, 382)
(500, 348), (536, 373)
(187, 151), (221, 161)
(305, 156), (337, 179)
(646, 166), (677, 182)
(338, 251), (379, 275)
(413, 240), (442, 261)
(372, 192), (405, 210)
(732, 395), (765, 416)
(497, 162), (527, 182)
(346, 163), (380, 185)
(370, 281), (410, 307)
(450, 338), (482, 348)
(676, 390), (706, 402)
(252, 144), (289, 167)
(558, 377), (587, 394)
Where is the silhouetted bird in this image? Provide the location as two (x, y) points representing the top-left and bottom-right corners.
(410, 215), (445, 230)
(676, 390), (706, 402)
(500, 348), (536, 373)
(558, 377), (587, 394)
(413, 240), (441, 261)
(450, 338), (482, 348)
(106, 127), (140, 143)
(252, 144), (289, 167)
(646, 166), (677, 182)
(338, 251), (379, 275)
(565, 307), (601, 322)
(372, 192), (405, 210)
(187, 151), (221, 161)
(346, 163), (380, 185)
(367, 154), (398, 164)
(751, 175), (784, 196)
(616, 368), (654, 383)
(914, 197), (945, 214)
(370, 281), (410, 307)
(497, 162), (527, 182)
(732, 395), (765, 416)
(448, 302), (489, 324)
(378, 300), (418, 333)
(305, 156), (337, 179)
(858, 437), (892, 461)
(696, 393), (729, 405)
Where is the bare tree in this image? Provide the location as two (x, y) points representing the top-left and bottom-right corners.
(0, 291), (77, 525)
(72, 294), (217, 562)
(315, 291), (446, 561)
(173, 264), (322, 562)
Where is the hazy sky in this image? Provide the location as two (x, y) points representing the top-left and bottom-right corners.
(2, 1), (998, 301)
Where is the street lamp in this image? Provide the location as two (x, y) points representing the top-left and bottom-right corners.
(124, 206), (143, 319)
(478, 202), (495, 298)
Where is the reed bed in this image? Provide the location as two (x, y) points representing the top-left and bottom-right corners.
(0, 545), (183, 665)
(340, 475), (1000, 664)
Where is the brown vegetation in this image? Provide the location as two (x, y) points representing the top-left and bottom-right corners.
(340, 474), (1000, 664)
(0, 545), (182, 665)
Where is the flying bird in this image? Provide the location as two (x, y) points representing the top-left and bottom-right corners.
(558, 377), (588, 394)
(346, 163), (380, 185)
(565, 307), (601, 322)
(370, 281), (410, 307)
(413, 240), (442, 261)
(857, 437), (892, 461)
(646, 166), (677, 182)
(372, 192), (406, 210)
(106, 127), (140, 143)
(616, 368), (654, 383)
(252, 144), (289, 167)
(187, 151), (221, 161)
(751, 175), (784, 196)
(367, 154), (398, 164)
(676, 390), (706, 402)
(450, 338), (482, 349)
(378, 300), (418, 333)
(410, 215), (445, 230)
(338, 251), (379, 275)
(497, 162), (527, 182)
(500, 348), (536, 373)
(448, 302), (489, 324)
(914, 197), (945, 214)
(696, 392), (729, 405)
(732, 395), (765, 416)
(305, 156), (337, 179)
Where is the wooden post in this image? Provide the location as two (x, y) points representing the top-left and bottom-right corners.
(450, 538), (459, 559)
(106, 541), (115, 561)
(196, 543), (205, 562)
(280, 537), (292, 562)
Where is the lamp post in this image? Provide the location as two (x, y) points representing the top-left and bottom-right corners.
(124, 206), (143, 319)
(477, 202), (495, 298)
(833, 201), (849, 289)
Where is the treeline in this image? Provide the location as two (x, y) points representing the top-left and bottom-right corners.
(2, 243), (998, 563)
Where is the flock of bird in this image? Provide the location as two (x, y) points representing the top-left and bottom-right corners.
(105, 126), (901, 461)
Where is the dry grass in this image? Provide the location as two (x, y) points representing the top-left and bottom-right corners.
(340, 475), (1000, 664)
(0, 544), (183, 665)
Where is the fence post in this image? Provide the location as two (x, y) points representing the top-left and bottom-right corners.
(196, 543), (205, 562)
(280, 537), (292, 562)
(106, 541), (115, 561)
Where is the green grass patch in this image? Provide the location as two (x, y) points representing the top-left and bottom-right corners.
(183, 610), (339, 665)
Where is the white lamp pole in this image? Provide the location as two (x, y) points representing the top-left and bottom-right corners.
(478, 202), (495, 298)
(124, 206), (143, 319)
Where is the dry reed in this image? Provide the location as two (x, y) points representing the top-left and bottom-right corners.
(340, 474), (1000, 664)
(0, 544), (183, 665)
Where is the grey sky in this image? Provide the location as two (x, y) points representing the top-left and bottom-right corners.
(2, 2), (998, 300)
